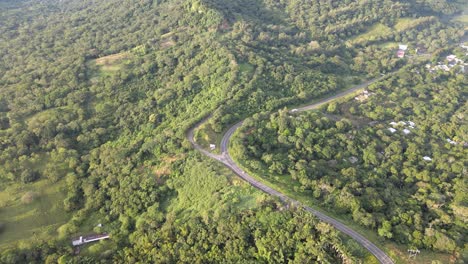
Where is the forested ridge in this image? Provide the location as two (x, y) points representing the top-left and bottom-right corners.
(0, 0), (466, 262)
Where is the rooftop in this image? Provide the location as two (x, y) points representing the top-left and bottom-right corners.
(72, 233), (110, 246)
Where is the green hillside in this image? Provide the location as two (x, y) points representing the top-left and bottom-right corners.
(0, 0), (465, 263)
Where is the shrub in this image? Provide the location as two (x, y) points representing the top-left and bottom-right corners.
(21, 192), (37, 204)
(20, 169), (40, 183)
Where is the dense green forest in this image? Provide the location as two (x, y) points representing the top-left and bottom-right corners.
(232, 62), (467, 258)
(0, 0), (466, 262)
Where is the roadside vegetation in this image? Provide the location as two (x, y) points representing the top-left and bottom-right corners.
(0, 0), (466, 262)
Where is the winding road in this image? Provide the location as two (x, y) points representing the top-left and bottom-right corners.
(187, 76), (394, 264)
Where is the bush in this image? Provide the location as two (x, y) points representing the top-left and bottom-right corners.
(20, 169), (40, 183)
(21, 192), (37, 204)
(57, 222), (78, 239)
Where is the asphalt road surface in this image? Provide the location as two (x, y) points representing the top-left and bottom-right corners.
(187, 77), (394, 264)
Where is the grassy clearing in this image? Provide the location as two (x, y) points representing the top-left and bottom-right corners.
(160, 38), (176, 48)
(87, 51), (131, 80)
(154, 154), (185, 178)
(80, 240), (116, 258)
(350, 23), (392, 44)
(239, 62), (254, 75)
(0, 179), (70, 247)
(167, 157), (261, 220)
(394, 18), (419, 31)
(452, 14), (468, 24)
(394, 18), (414, 31)
(349, 17), (437, 46)
(452, 0), (468, 26)
(377, 42), (399, 49)
(95, 52), (128, 66)
(194, 122), (224, 154)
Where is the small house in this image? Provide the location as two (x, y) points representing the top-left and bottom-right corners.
(446, 139), (457, 145)
(388, 128), (397, 133)
(209, 144), (216, 150)
(446, 55), (457, 62)
(399, 44), (408, 51)
(72, 233), (110, 246)
(423, 156), (432, 161)
(396, 50), (405, 58)
(402, 129), (411, 135)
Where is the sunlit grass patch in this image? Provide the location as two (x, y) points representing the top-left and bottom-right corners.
(87, 51), (132, 79)
(350, 23), (392, 44)
(0, 180), (70, 247)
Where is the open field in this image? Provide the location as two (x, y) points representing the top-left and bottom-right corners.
(349, 17), (437, 46)
(0, 179), (70, 247)
(87, 51), (131, 80)
(452, 0), (468, 25)
(453, 14), (468, 24)
(394, 17), (434, 31)
(377, 42), (399, 49)
(349, 23), (392, 44)
(194, 122), (223, 154)
(95, 52), (128, 66)
(167, 158), (261, 220)
(238, 62), (254, 75)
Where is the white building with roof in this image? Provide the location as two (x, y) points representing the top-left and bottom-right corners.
(72, 234), (110, 246)
(349, 156), (358, 164)
(446, 55), (457, 61)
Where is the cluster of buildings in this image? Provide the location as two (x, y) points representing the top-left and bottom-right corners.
(354, 90), (374, 102)
(396, 43), (431, 58)
(387, 120), (415, 135)
(426, 54), (466, 73)
(387, 121), (434, 162)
